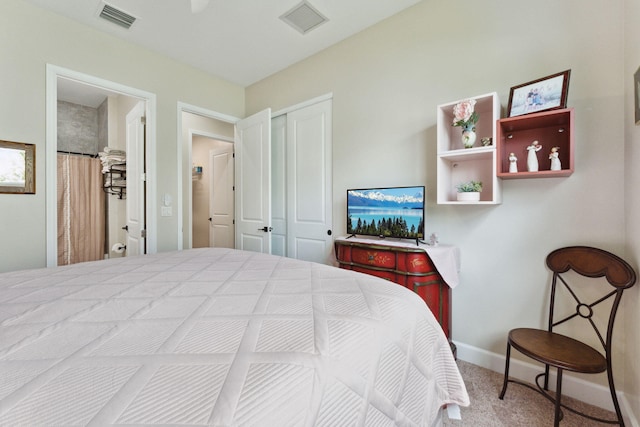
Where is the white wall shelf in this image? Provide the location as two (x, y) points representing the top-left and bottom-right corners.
(436, 92), (501, 204)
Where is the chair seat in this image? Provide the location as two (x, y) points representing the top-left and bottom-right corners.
(508, 328), (607, 374)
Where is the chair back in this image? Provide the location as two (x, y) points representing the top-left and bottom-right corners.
(545, 246), (636, 355)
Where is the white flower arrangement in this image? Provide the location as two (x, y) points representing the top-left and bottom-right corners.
(452, 99), (478, 129)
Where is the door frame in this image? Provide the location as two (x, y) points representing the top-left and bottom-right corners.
(177, 102), (240, 250)
(45, 64), (158, 267)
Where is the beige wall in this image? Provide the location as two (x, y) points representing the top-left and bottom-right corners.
(0, 0), (244, 272)
(624, 0), (640, 419)
(247, 0), (635, 413)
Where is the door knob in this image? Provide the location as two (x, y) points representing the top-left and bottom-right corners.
(122, 225), (128, 231)
(258, 226), (273, 232)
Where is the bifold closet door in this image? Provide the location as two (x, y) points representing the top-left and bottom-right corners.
(285, 99), (332, 265)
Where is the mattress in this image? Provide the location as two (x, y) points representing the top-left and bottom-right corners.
(0, 248), (469, 426)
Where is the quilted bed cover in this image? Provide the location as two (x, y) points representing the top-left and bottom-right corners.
(0, 248), (468, 426)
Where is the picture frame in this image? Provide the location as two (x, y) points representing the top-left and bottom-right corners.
(0, 140), (35, 194)
(635, 66), (640, 125)
(507, 70), (571, 117)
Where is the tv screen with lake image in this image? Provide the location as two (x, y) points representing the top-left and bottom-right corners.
(347, 186), (425, 239)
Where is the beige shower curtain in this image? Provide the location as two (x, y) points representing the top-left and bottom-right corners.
(57, 154), (105, 265)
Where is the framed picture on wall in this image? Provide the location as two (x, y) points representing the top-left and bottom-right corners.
(507, 70), (571, 117)
(0, 140), (35, 194)
(635, 66), (640, 125)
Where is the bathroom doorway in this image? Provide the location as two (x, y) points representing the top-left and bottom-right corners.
(45, 65), (157, 267)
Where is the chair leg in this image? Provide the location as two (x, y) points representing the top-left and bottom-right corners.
(543, 364), (550, 390)
(554, 368), (563, 427)
(606, 361), (625, 427)
(499, 342), (511, 399)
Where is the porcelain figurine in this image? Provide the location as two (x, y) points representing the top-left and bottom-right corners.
(509, 152), (518, 173)
(526, 140), (542, 172)
(549, 147), (561, 171)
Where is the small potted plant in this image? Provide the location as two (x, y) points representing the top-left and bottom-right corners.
(455, 180), (482, 202)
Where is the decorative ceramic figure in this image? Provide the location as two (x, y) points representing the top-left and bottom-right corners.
(461, 124), (476, 148)
(429, 232), (439, 246)
(526, 140), (542, 172)
(509, 152), (518, 173)
(549, 147), (561, 171)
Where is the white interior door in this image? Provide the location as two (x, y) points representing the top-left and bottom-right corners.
(125, 101), (146, 255)
(270, 115), (287, 256)
(234, 108), (271, 253)
(286, 99), (332, 264)
(209, 145), (234, 248)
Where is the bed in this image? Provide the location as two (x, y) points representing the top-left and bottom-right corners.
(0, 248), (469, 426)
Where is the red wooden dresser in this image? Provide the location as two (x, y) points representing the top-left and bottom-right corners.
(334, 237), (458, 351)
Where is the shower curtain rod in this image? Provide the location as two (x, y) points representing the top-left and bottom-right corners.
(57, 150), (98, 158)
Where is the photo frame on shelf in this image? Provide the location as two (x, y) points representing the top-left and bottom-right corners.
(0, 140), (35, 194)
(507, 70), (571, 117)
(635, 66), (640, 125)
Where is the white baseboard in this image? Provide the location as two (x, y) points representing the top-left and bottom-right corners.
(454, 341), (639, 427)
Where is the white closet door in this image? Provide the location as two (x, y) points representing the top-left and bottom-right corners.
(234, 108), (272, 253)
(286, 99), (332, 264)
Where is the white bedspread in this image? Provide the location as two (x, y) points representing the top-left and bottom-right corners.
(0, 248), (468, 426)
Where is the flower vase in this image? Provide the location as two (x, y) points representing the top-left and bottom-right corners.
(461, 125), (476, 149)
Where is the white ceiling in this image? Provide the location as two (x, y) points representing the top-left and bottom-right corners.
(25, 0), (422, 88)
(57, 78), (117, 108)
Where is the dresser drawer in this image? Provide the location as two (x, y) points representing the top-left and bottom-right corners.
(399, 252), (437, 273)
(350, 247), (396, 269)
(352, 265), (397, 282)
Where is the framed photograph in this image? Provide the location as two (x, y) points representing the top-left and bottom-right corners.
(0, 140), (35, 194)
(635, 66), (640, 125)
(507, 70), (571, 117)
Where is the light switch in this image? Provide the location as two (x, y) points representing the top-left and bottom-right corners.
(161, 206), (172, 217)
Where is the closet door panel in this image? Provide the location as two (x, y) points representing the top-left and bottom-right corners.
(286, 100), (332, 264)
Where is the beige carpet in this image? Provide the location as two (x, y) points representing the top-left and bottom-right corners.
(443, 360), (619, 427)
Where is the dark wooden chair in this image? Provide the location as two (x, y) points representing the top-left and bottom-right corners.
(499, 246), (636, 426)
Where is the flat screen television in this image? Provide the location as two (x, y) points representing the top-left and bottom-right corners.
(347, 186), (425, 243)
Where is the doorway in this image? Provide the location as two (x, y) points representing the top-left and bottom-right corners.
(191, 135), (234, 248)
(180, 107), (236, 249)
(45, 65), (157, 267)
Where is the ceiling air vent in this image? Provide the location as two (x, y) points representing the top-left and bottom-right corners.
(99, 3), (136, 29)
(280, 1), (328, 35)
